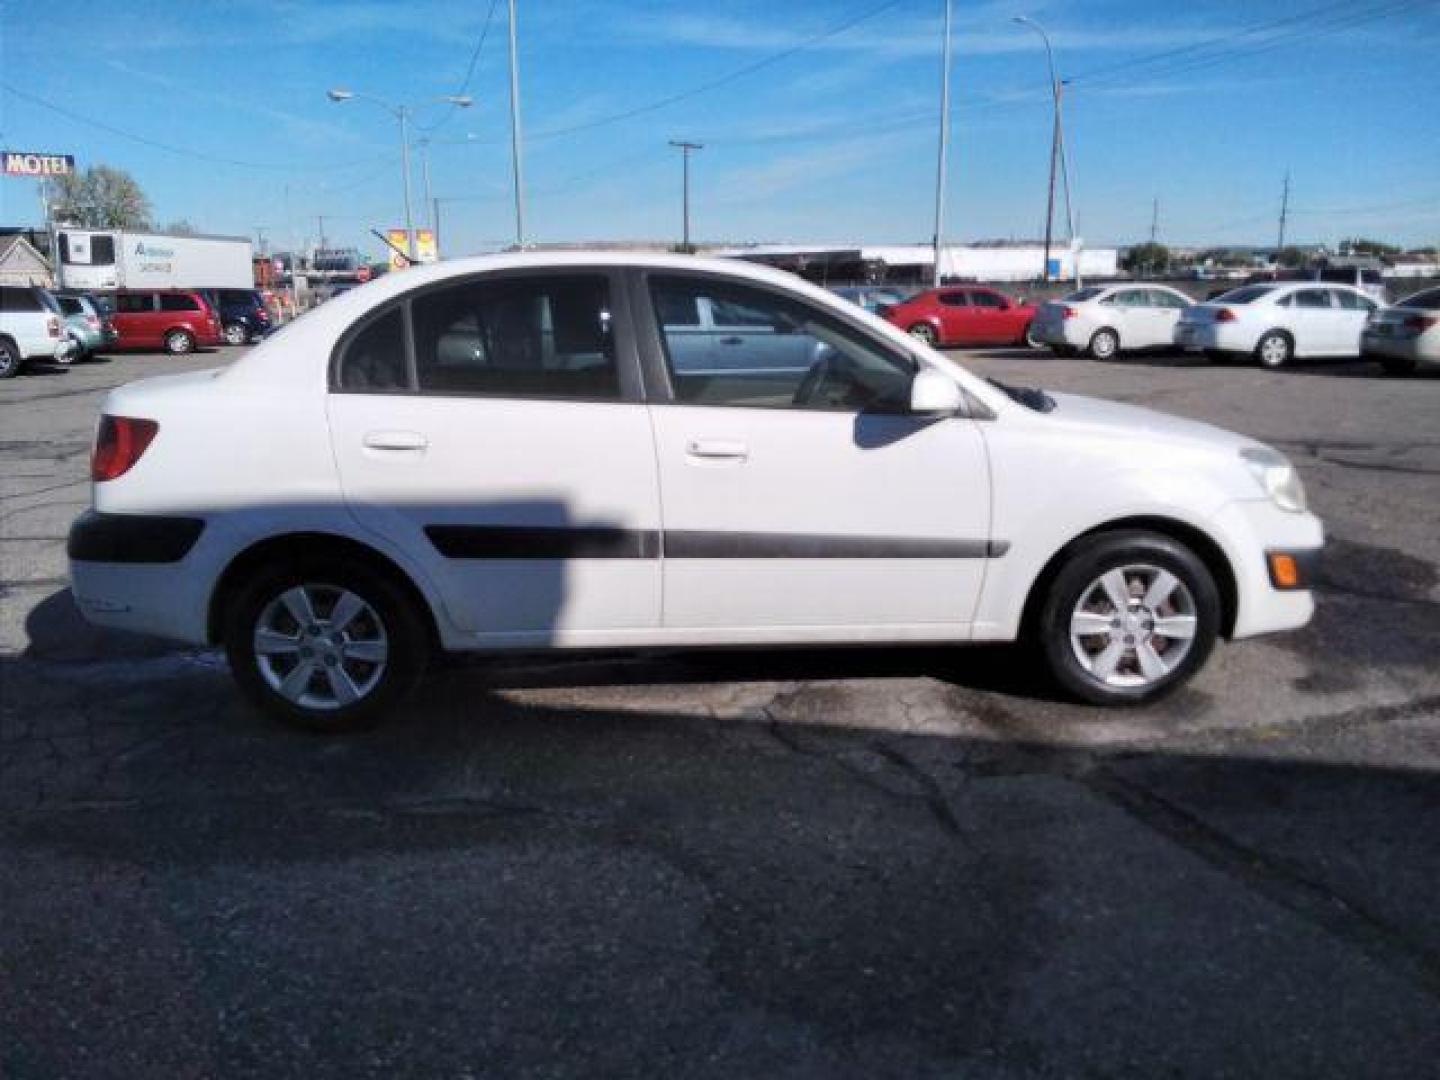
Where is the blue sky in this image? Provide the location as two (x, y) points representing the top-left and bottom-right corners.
(1, 0), (1437, 259)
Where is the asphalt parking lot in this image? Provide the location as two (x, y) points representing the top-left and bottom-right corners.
(3, 344), (1439, 1076)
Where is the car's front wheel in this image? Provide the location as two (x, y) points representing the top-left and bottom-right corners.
(1037, 530), (1220, 705)
(224, 556), (429, 731)
(165, 329), (197, 355)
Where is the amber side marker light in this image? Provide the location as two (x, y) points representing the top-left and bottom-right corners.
(1268, 552), (1301, 590)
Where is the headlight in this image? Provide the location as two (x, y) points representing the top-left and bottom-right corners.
(1241, 446), (1307, 513)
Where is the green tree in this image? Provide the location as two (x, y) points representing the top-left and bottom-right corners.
(1275, 246), (1308, 268)
(1121, 242), (1171, 276)
(49, 165), (152, 230)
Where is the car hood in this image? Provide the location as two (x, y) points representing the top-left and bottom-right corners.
(1042, 391), (1259, 455)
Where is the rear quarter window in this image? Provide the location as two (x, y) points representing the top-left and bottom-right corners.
(1399, 289), (1440, 311)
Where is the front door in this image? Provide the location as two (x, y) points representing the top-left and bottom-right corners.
(326, 269), (661, 646)
(638, 272), (994, 635)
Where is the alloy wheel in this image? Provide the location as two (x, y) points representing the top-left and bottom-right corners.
(253, 584), (389, 710)
(1068, 564), (1198, 689)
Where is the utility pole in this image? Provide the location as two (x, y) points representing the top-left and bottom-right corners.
(668, 141), (703, 252)
(419, 140), (435, 236)
(1149, 197), (1159, 245)
(1277, 170), (1291, 255)
(254, 226), (269, 256)
(931, 0), (953, 289)
(316, 215), (327, 251)
(507, 0), (526, 247)
(433, 198), (442, 260)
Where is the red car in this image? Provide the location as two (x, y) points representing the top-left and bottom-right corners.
(107, 289), (223, 355)
(882, 287), (1038, 348)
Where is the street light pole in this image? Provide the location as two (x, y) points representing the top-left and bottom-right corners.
(507, 0), (527, 247)
(932, 0), (953, 289)
(668, 141), (702, 252)
(327, 88), (470, 265)
(1014, 16), (1078, 284)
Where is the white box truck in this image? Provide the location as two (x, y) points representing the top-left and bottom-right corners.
(55, 228), (253, 291)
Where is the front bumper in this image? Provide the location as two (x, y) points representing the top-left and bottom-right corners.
(1211, 499), (1323, 639)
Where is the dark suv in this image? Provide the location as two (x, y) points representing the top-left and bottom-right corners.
(210, 289), (273, 345)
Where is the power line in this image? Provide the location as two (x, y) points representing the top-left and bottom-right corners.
(525, 0), (907, 142)
(418, 0), (503, 135)
(0, 79), (389, 174)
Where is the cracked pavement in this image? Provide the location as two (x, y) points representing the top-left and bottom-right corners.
(2, 345), (1439, 1077)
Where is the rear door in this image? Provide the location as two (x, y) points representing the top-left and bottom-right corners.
(326, 269), (662, 645)
(1330, 288), (1375, 357)
(1287, 288), (1343, 355)
(1144, 289), (1190, 349)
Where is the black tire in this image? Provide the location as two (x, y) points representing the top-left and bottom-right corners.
(224, 554), (430, 732)
(0, 338), (21, 379)
(165, 329), (196, 355)
(1088, 328), (1120, 360)
(1377, 354), (1417, 377)
(908, 322), (939, 346)
(223, 322), (249, 346)
(1255, 330), (1292, 370)
(1037, 529), (1221, 706)
(1023, 323), (1043, 349)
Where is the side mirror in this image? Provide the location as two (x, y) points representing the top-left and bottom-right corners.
(910, 369), (963, 415)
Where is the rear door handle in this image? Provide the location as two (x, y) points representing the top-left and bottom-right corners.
(363, 430), (429, 451)
(686, 438), (749, 461)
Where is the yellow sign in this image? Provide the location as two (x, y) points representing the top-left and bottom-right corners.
(386, 229), (411, 271)
(416, 229), (437, 264)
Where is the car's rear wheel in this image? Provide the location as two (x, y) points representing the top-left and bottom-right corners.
(0, 338), (22, 379)
(165, 329), (196, 355)
(1037, 530), (1220, 705)
(908, 322), (939, 346)
(1088, 328), (1120, 360)
(224, 556), (429, 732)
(1377, 354), (1417, 376)
(223, 322), (248, 346)
(1255, 331), (1292, 369)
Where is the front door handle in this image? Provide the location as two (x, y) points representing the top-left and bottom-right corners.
(686, 438), (749, 461)
(363, 430), (429, 451)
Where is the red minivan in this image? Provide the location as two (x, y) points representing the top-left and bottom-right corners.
(883, 287), (1039, 349)
(107, 290), (223, 354)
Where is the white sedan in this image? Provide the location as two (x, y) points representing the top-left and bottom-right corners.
(1176, 282), (1379, 368)
(1362, 285), (1440, 375)
(68, 253), (1322, 730)
(1029, 284), (1193, 359)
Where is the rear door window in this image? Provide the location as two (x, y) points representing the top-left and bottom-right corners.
(336, 307), (410, 392)
(1292, 289), (1333, 309)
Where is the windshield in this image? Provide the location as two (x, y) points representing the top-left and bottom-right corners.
(1213, 285), (1275, 304)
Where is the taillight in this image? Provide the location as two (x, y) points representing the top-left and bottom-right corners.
(92, 415), (159, 482)
(1214, 308), (1236, 323)
(1060, 306), (1077, 320)
(1404, 314), (1438, 332)
(46, 316), (60, 337)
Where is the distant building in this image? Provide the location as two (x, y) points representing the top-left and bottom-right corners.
(716, 242), (1118, 284)
(0, 234), (52, 287)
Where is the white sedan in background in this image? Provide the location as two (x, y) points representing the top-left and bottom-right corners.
(1176, 283), (1379, 368)
(1030, 284), (1193, 360)
(1362, 285), (1440, 375)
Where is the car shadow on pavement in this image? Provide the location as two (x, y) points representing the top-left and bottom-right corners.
(3, 585), (1440, 1076)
